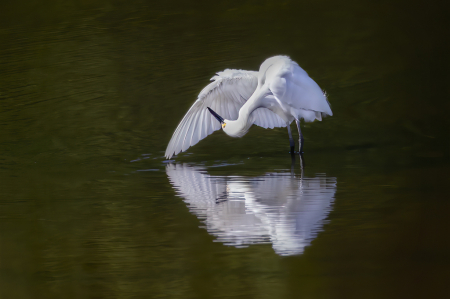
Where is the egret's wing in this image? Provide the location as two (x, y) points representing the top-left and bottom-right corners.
(251, 107), (287, 129)
(165, 69), (258, 159)
(270, 60), (333, 122)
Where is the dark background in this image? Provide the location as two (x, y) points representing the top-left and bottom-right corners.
(0, 0), (449, 298)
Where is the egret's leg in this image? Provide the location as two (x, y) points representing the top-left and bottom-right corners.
(295, 119), (304, 154)
(287, 124), (295, 154)
(291, 152), (296, 174)
(290, 149), (305, 173)
(298, 150), (305, 169)
(295, 118), (305, 168)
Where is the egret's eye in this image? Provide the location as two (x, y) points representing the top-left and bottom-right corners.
(222, 123), (226, 129)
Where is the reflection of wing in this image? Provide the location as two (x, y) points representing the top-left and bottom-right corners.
(247, 174), (336, 255)
(166, 164), (270, 246)
(166, 164), (337, 256)
(166, 164), (226, 216)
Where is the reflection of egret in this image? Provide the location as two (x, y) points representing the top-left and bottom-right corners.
(166, 164), (336, 256)
(165, 56), (332, 159)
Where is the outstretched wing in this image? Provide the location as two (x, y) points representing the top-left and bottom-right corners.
(165, 69), (286, 159)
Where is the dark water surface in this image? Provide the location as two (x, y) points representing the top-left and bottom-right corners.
(1, 0), (449, 298)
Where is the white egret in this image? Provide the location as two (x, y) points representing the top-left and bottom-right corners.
(165, 55), (332, 159)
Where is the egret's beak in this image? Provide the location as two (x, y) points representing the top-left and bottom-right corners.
(207, 107), (224, 124)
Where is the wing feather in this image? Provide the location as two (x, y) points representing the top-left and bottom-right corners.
(252, 107), (286, 128)
(270, 60), (333, 121)
(166, 68), (292, 159)
(165, 70), (258, 159)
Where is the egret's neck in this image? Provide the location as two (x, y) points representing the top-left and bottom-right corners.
(237, 101), (256, 125)
(227, 86), (267, 137)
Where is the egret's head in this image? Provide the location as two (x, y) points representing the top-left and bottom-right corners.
(207, 107), (247, 138)
(207, 107), (228, 132)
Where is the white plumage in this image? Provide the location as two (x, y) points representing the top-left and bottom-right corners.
(165, 56), (332, 159)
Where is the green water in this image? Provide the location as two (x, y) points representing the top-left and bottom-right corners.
(1, 0), (449, 298)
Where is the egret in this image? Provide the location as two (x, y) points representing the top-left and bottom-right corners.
(165, 55), (332, 159)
